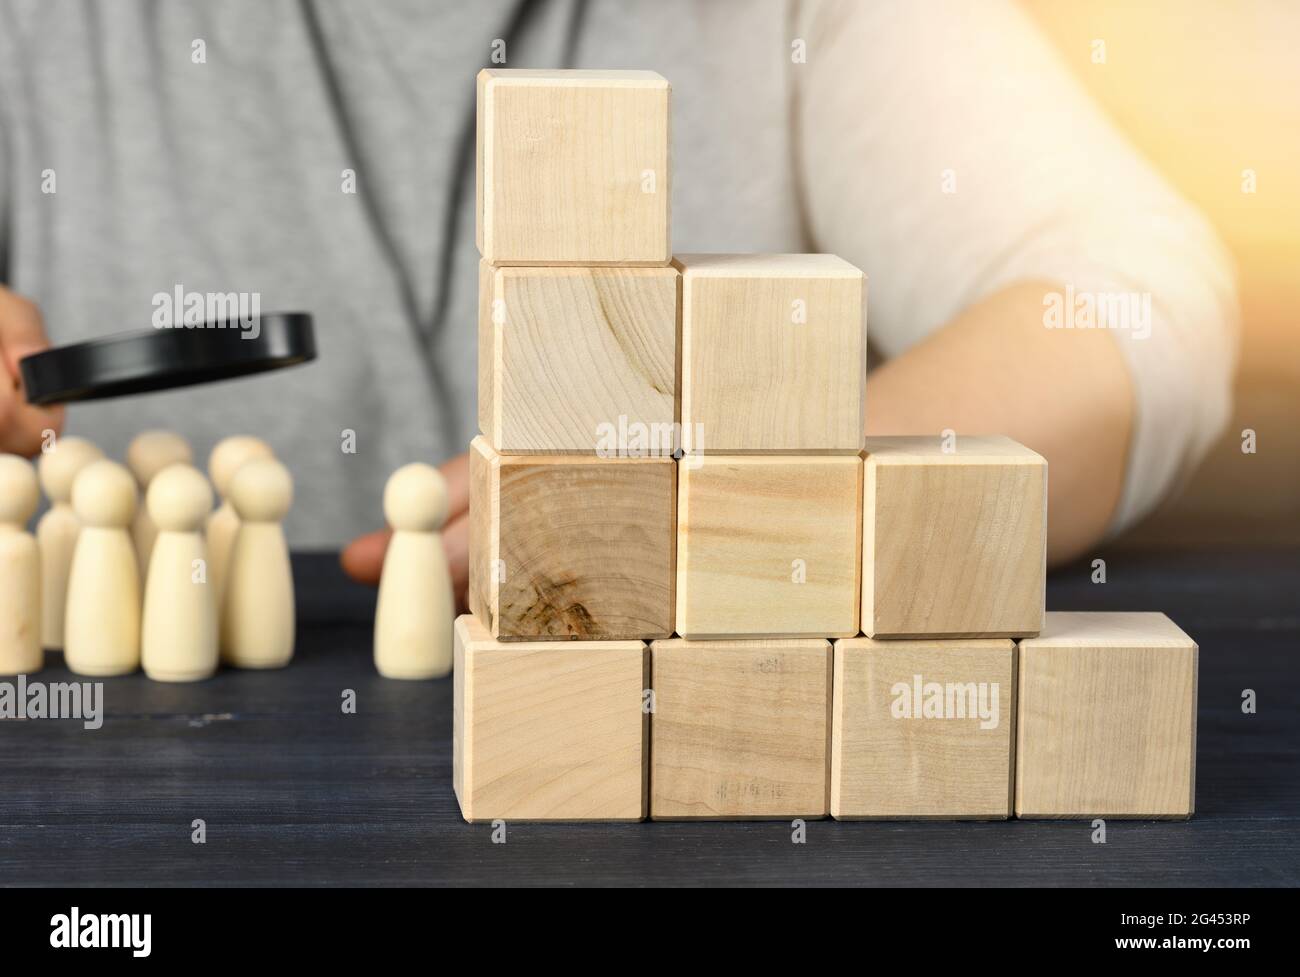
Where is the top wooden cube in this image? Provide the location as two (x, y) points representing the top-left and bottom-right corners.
(476, 69), (671, 265)
(675, 254), (866, 453)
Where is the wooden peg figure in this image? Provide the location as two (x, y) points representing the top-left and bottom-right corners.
(206, 435), (274, 611)
(127, 430), (193, 571)
(64, 459), (141, 676)
(374, 463), (454, 680)
(0, 454), (42, 675)
(142, 464), (218, 682)
(36, 435), (104, 650)
(221, 458), (295, 669)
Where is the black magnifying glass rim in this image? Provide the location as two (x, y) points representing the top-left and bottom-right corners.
(18, 312), (316, 405)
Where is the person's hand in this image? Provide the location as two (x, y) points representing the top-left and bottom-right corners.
(341, 451), (470, 611)
(0, 286), (64, 456)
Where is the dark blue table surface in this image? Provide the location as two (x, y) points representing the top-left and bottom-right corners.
(2, 548), (1296, 887)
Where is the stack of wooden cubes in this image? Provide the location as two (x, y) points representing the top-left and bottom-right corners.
(457, 68), (1198, 824)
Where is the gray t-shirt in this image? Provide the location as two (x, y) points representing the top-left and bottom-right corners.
(0, 0), (1236, 545)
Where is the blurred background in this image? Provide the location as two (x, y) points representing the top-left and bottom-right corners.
(1026, 0), (1299, 546)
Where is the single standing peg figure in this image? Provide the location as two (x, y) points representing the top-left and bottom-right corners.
(35, 435), (103, 650)
(374, 463), (454, 680)
(0, 454), (42, 676)
(221, 458), (295, 669)
(126, 429), (193, 572)
(206, 435), (274, 614)
(142, 464), (218, 682)
(64, 459), (141, 676)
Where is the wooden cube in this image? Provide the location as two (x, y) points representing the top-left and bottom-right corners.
(650, 638), (831, 819)
(468, 436), (675, 640)
(675, 253), (865, 453)
(478, 261), (679, 453)
(454, 615), (647, 821)
(676, 455), (861, 638)
(1016, 612), (1197, 819)
(476, 68), (670, 265)
(862, 435), (1046, 638)
(831, 637), (1016, 819)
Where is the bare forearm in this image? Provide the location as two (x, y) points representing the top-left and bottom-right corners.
(865, 281), (1133, 566)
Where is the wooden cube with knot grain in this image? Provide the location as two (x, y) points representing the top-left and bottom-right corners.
(469, 437), (675, 640)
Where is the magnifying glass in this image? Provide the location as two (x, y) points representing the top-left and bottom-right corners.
(19, 312), (316, 405)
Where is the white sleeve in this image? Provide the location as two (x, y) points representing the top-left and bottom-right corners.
(792, 0), (1239, 533)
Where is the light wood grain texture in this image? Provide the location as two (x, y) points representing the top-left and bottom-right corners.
(478, 261), (678, 453)
(1016, 611), (1198, 819)
(0, 454), (41, 675)
(36, 435), (102, 651)
(126, 430), (192, 573)
(676, 455), (861, 638)
(476, 68), (670, 265)
(0, 531), (40, 676)
(374, 464), (454, 681)
(141, 465), (217, 683)
(206, 435), (274, 615)
(220, 459), (295, 670)
(650, 638), (831, 820)
(64, 460), (140, 677)
(453, 614), (647, 822)
(862, 435), (1046, 638)
(675, 253), (865, 453)
(468, 436), (675, 640)
(35, 504), (77, 651)
(831, 637), (1016, 819)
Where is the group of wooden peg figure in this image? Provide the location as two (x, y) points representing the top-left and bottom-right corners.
(1, 432), (294, 682)
(0, 432), (457, 685)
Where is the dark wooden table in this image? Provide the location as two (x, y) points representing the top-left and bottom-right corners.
(2, 548), (1297, 887)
